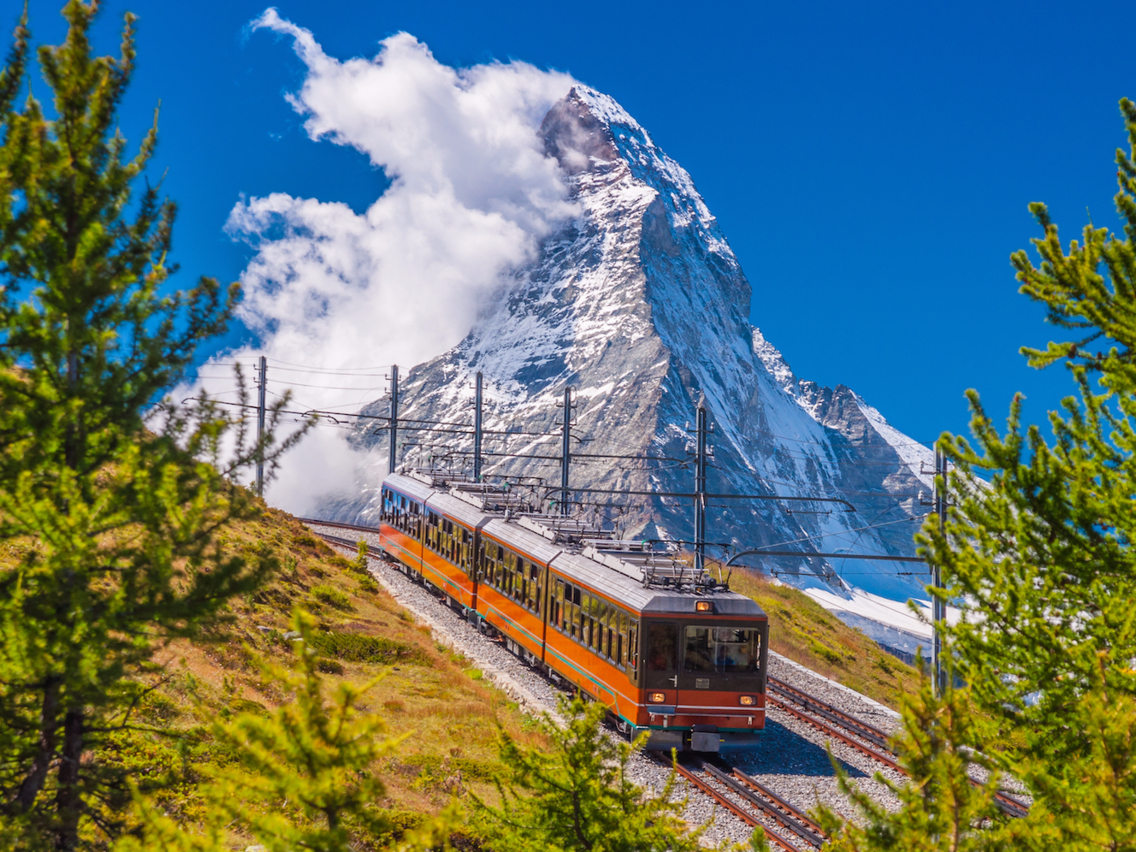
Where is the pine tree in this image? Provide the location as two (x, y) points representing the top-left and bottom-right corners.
(921, 96), (1136, 849)
(472, 696), (712, 852)
(814, 669), (1014, 852)
(819, 98), (1136, 851)
(117, 610), (435, 852)
(0, 3), (304, 848)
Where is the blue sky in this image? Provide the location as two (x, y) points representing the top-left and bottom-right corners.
(20, 0), (1134, 447)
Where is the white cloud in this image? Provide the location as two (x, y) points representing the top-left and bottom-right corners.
(187, 10), (579, 516)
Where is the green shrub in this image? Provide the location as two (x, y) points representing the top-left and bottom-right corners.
(308, 631), (429, 665)
(310, 584), (352, 611)
(292, 532), (320, 549)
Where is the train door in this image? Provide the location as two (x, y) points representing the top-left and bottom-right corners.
(642, 621), (680, 715)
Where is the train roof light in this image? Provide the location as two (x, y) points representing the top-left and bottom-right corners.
(696, 601), (714, 613)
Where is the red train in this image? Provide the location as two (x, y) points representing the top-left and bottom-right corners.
(377, 471), (768, 752)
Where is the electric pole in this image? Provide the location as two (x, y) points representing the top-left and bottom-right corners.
(474, 371), (483, 482)
(932, 446), (947, 696)
(256, 355), (266, 497)
(694, 403), (708, 573)
(389, 364), (399, 475)
(560, 386), (573, 516)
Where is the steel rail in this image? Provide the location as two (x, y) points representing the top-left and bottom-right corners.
(649, 755), (799, 852)
(991, 790), (1030, 819)
(767, 684), (1030, 821)
(728, 766), (829, 841)
(700, 761), (825, 848)
(768, 677), (893, 749)
(767, 694), (906, 774)
(300, 517), (382, 533)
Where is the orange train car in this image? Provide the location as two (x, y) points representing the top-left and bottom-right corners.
(377, 471), (768, 752)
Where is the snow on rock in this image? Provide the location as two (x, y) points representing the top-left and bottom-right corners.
(328, 84), (937, 610)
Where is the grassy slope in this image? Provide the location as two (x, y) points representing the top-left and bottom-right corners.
(157, 506), (548, 833)
(728, 569), (921, 709)
(1, 504), (545, 846)
(1, 494), (917, 844)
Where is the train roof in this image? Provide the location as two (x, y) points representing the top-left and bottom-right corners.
(548, 548), (764, 616)
(482, 517), (564, 565)
(381, 473), (766, 620)
(422, 490), (490, 530)
(383, 474), (436, 504)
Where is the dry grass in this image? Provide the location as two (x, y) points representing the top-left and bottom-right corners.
(0, 502), (546, 839)
(161, 506), (548, 814)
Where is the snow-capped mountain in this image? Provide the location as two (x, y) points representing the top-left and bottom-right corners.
(332, 86), (936, 606)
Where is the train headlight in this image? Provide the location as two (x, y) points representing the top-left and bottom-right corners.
(739, 695), (757, 706)
(695, 601), (714, 613)
(647, 692), (667, 704)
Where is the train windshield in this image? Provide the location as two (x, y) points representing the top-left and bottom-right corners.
(683, 626), (761, 673)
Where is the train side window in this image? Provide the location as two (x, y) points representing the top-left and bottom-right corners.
(590, 602), (598, 651)
(597, 602), (608, 656)
(568, 587), (581, 640)
(596, 604), (608, 658)
(616, 611), (627, 666)
(615, 616), (623, 665)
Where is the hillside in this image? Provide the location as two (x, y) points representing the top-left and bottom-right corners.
(0, 493), (919, 847)
(726, 569), (919, 707)
(0, 504), (544, 849)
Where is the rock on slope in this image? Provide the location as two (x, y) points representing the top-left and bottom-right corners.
(332, 86), (934, 604)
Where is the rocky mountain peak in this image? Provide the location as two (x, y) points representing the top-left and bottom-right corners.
(335, 85), (934, 607)
(539, 87), (620, 175)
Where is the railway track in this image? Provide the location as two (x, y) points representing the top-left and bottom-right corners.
(652, 753), (825, 851)
(768, 676), (1031, 820)
(306, 521), (1031, 823)
(766, 676), (905, 774)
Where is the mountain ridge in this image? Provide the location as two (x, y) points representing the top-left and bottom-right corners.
(331, 85), (934, 607)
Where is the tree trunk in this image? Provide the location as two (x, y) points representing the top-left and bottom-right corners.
(10, 676), (61, 813)
(53, 707), (84, 852)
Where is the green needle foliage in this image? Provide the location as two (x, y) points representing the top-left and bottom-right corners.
(472, 696), (711, 852)
(815, 670), (1010, 852)
(0, 3), (305, 848)
(118, 610), (436, 852)
(822, 98), (1136, 851)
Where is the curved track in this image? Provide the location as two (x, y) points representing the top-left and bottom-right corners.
(306, 519), (1030, 824)
(651, 753), (821, 851)
(768, 675), (1030, 820)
